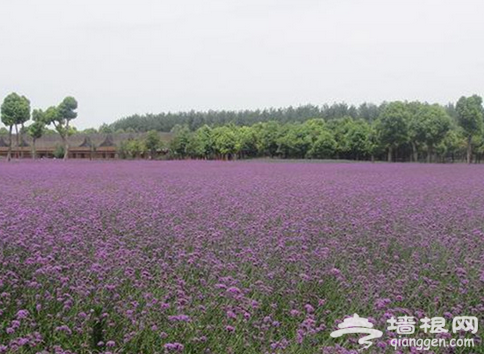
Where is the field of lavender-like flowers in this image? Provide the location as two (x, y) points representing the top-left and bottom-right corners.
(0, 161), (482, 354)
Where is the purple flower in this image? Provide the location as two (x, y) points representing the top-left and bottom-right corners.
(16, 310), (29, 319)
(226, 287), (242, 295)
(226, 310), (237, 319)
(164, 342), (184, 351)
(106, 340), (116, 347)
(304, 304), (315, 313)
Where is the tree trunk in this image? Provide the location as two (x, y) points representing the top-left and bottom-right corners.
(63, 135), (69, 160)
(387, 146), (393, 162)
(411, 142), (418, 162)
(7, 126), (13, 162)
(15, 124), (19, 159)
(427, 145), (433, 163)
(63, 121), (70, 160)
(32, 138), (36, 159)
(20, 123), (25, 158)
(466, 135), (472, 164)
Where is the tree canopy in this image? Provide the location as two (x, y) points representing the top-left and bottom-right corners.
(456, 95), (484, 163)
(1, 93), (31, 160)
(156, 97), (483, 163)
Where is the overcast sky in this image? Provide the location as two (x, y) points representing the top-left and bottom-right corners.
(0, 0), (483, 129)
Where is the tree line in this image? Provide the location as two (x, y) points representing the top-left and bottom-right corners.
(2, 93), (484, 163)
(160, 96), (483, 163)
(1, 93), (78, 161)
(109, 103), (384, 132)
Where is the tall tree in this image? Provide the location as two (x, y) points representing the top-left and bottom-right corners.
(212, 125), (237, 160)
(186, 125), (213, 159)
(17, 96), (31, 158)
(234, 126), (257, 159)
(415, 104), (451, 162)
(253, 121), (281, 157)
(344, 120), (373, 160)
(169, 124), (191, 158)
(44, 97), (78, 160)
(455, 95), (483, 163)
(406, 101), (425, 162)
(1, 93), (30, 161)
(376, 102), (410, 162)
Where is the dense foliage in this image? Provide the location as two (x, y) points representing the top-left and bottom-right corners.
(3, 94), (484, 162)
(109, 103), (381, 132)
(161, 102), (483, 162)
(110, 98), (484, 163)
(0, 161), (482, 353)
(0, 93), (30, 161)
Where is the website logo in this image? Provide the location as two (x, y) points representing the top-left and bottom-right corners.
(330, 314), (383, 349)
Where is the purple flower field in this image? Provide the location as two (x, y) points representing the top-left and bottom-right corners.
(0, 161), (482, 353)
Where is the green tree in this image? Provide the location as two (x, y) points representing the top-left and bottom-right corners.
(302, 119), (328, 156)
(253, 121), (281, 157)
(212, 125), (236, 160)
(345, 119), (373, 160)
(307, 130), (337, 159)
(1, 93), (30, 161)
(376, 101), (410, 162)
(327, 117), (355, 159)
(235, 126), (257, 159)
(186, 125), (213, 159)
(17, 96), (31, 158)
(117, 141), (129, 159)
(119, 139), (147, 159)
(276, 123), (311, 158)
(455, 95), (483, 163)
(145, 130), (162, 159)
(169, 124), (191, 158)
(44, 97), (78, 160)
(28, 109), (47, 159)
(415, 104), (451, 162)
(436, 129), (464, 163)
(473, 134), (484, 163)
(406, 101), (425, 162)
(367, 123), (383, 161)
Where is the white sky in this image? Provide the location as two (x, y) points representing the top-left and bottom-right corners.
(0, 0), (483, 129)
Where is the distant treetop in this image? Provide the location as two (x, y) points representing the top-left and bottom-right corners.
(108, 103), (388, 132)
(109, 102), (458, 133)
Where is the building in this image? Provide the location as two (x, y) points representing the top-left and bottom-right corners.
(0, 132), (172, 159)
